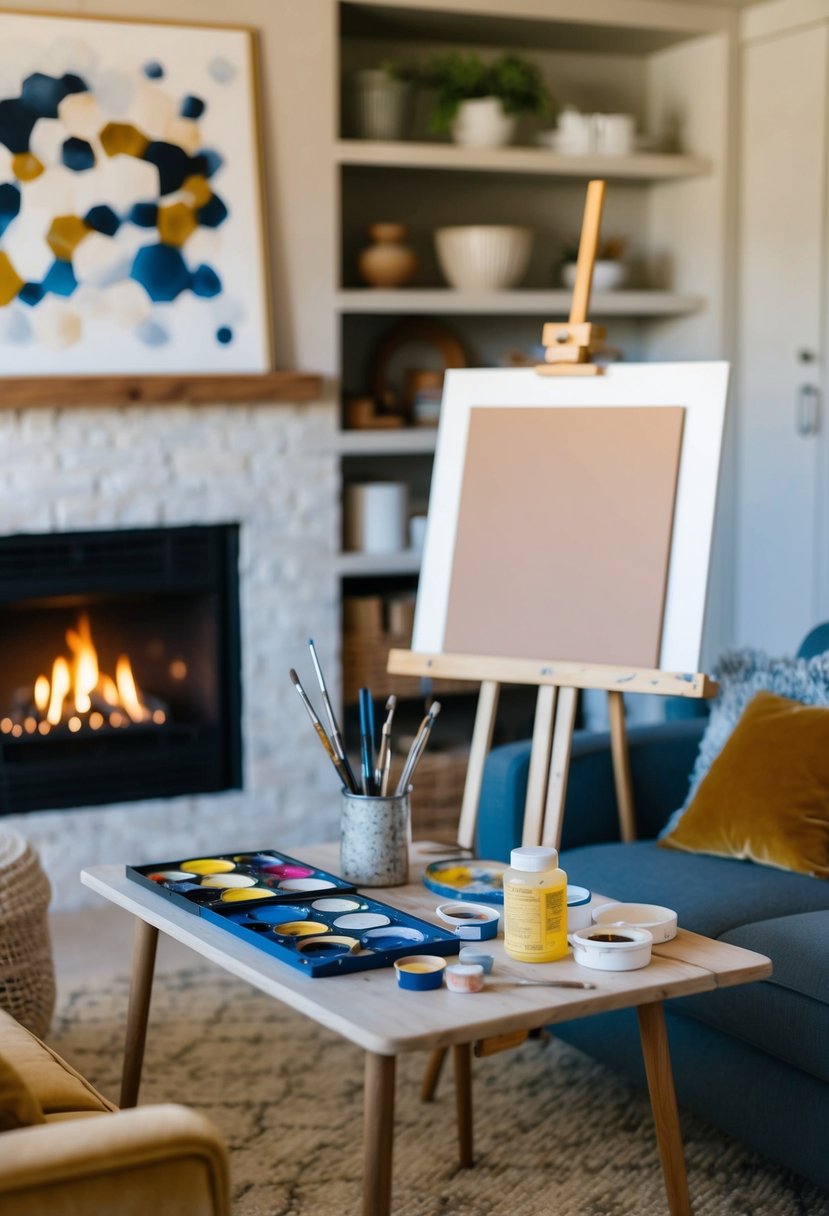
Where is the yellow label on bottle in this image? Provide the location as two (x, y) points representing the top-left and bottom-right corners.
(503, 884), (567, 961)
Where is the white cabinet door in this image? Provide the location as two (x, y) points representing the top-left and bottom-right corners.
(735, 24), (828, 654)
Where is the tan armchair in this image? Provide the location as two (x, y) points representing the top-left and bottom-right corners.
(0, 1007), (230, 1216)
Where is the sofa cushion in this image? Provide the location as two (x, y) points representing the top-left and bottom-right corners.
(675, 911), (829, 1084)
(0, 1054), (44, 1132)
(560, 841), (829, 939)
(662, 644), (829, 837)
(0, 1008), (116, 1117)
(660, 691), (829, 877)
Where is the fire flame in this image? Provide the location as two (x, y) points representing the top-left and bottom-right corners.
(1, 613), (167, 736)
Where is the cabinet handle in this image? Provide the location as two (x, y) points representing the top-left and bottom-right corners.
(796, 384), (821, 436)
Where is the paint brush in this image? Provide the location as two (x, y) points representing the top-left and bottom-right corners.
(375, 694), (397, 795)
(358, 686), (377, 795)
(289, 669), (355, 792)
(308, 638), (358, 793)
(492, 979), (597, 990)
(395, 701), (441, 795)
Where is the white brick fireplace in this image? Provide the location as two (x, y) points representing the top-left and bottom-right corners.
(0, 397), (342, 910)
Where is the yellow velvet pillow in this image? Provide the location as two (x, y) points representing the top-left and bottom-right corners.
(660, 690), (829, 878)
(0, 1054), (44, 1132)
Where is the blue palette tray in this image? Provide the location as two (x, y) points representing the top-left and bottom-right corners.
(126, 850), (460, 978)
(422, 858), (508, 904)
(126, 849), (354, 916)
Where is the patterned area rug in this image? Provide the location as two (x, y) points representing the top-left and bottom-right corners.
(51, 965), (829, 1216)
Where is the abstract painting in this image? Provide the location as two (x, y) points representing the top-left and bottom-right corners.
(0, 12), (271, 374)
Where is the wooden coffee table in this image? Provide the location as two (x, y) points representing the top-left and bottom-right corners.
(82, 843), (771, 1216)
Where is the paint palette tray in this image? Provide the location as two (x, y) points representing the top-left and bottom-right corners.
(207, 892), (461, 977)
(126, 850), (355, 914)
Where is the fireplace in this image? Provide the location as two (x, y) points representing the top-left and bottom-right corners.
(0, 524), (242, 814)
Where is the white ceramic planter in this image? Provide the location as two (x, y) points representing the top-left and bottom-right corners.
(450, 97), (516, 148)
(350, 70), (413, 141)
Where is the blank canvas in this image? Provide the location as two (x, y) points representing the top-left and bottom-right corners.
(412, 364), (730, 673)
(443, 405), (685, 666)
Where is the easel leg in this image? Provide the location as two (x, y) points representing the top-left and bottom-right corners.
(608, 689), (636, 842)
(363, 1051), (396, 1216)
(453, 1043), (474, 1167)
(421, 1046), (447, 1101)
(637, 1002), (693, 1216)
(119, 919), (158, 1108)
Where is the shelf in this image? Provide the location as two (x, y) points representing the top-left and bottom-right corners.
(336, 549), (422, 576)
(336, 140), (711, 181)
(336, 289), (705, 317)
(0, 372), (324, 409)
(336, 428), (437, 455)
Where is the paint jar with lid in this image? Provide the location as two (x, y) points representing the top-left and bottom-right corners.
(503, 845), (568, 963)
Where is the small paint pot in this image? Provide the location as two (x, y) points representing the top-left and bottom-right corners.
(567, 885), (593, 932)
(261, 863), (314, 878)
(571, 924), (653, 971)
(436, 902), (500, 940)
(446, 963), (485, 993)
(394, 955), (446, 991)
(180, 858), (235, 875)
(591, 902), (678, 943)
(295, 935), (361, 957)
(274, 920), (329, 937)
(458, 947), (494, 974)
(247, 904), (309, 924)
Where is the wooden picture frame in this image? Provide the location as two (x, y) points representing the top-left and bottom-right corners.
(0, 10), (271, 374)
(412, 363), (729, 673)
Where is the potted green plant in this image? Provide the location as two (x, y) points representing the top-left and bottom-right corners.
(420, 52), (553, 147)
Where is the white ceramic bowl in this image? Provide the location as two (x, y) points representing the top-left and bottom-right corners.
(591, 902), (678, 943)
(571, 924), (653, 971)
(560, 259), (627, 292)
(435, 225), (533, 291)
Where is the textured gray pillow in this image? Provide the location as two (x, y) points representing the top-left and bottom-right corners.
(660, 646), (829, 837)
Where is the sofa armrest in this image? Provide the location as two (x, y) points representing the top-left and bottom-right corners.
(476, 718), (707, 861)
(0, 1103), (231, 1216)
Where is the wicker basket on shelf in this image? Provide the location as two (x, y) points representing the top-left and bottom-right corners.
(343, 631), (476, 704)
(0, 831), (55, 1037)
(406, 747), (470, 842)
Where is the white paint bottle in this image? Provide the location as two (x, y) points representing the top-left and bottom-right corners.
(503, 845), (568, 963)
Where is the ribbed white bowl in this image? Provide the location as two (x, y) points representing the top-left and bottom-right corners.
(434, 225), (533, 290)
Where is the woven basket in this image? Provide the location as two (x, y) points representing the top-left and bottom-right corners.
(0, 831), (55, 1037)
(407, 747), (469, 842)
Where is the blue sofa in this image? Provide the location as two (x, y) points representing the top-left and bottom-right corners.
(476, 626), (829, 1192)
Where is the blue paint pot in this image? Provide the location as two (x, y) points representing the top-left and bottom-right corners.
(394, 956), (446, 991)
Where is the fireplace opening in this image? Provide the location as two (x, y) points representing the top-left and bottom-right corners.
(0, 525), (241, 814)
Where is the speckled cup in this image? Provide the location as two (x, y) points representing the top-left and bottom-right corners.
(339, 790), (410, 887)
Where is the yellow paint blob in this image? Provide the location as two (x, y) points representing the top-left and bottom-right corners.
(47, 215), (89, 261)
(180, 858), (235, 875)
(0, 253), (24, 306)
(221, 887), (273, 902)
(12, 152), (44, 181)
(274, 921), (328, 937)
(157, 202), (197, 248)
(100, 121), (149, 159)
(182, 173), (212, 209)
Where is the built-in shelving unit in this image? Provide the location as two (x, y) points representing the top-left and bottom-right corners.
(334, 0), (733, 818)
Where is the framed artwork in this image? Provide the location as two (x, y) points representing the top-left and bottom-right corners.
(0, 11), (271, 374)
(412, 363), (730, 673)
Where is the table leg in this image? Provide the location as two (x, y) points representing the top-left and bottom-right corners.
(363, 1051), (396, 1216)
(119, 919), (159, 1108)
(637, 1001), (693, 1216)
(453, 1042), (474, 1167)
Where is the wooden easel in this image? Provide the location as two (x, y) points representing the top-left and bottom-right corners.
(386, 179), (718, 1168)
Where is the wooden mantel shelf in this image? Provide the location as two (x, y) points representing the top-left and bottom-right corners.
(0, 371), (324, 408)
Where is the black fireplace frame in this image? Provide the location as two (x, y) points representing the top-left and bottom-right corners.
(0, 524), (242, 815)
